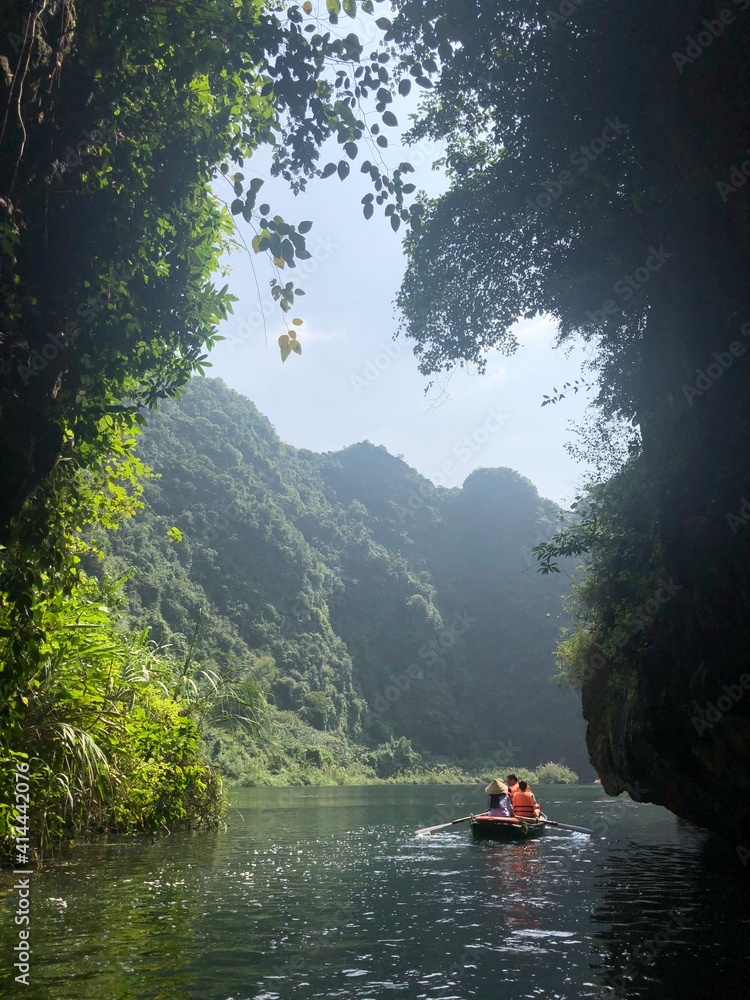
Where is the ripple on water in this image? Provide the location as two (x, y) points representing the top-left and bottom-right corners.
(1, 786), (749, 999)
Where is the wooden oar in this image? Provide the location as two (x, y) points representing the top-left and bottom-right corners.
(543, 817), (594, 835)
(415, 814), (474, 835)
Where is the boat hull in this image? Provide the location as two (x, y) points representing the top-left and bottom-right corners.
(470, 815), (547, 840)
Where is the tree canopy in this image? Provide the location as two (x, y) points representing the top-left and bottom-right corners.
(93, 377), (586, 770)
(384, 0), (750, 838)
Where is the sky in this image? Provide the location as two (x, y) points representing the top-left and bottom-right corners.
(206, 57), (596, 508)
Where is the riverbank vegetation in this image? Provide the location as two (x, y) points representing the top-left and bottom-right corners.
(0, 575), (226, 864)
(204, 708), (578, 787)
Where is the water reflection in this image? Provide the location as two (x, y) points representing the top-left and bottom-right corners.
(590, 833), (750, 998)
(0, 786), (749, 999)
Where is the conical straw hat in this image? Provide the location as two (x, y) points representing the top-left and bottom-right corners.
(485, 779), (508, 795)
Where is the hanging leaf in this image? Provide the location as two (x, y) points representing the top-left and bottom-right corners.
(288, 329), (297, 340)
(344, 141), (358, 159)
(398, 79), (411, 97)
(251, 234), (261, 254)
(302, 0), (313, 11)
(382, 110), (398, 127)
(363, 202), (374, 220)
(280, 341), (293, 362)
(390, 214), (401, 232)
(292, 318), (303, 326)
(337, 160), (350, 180)
(290, 340), (302, 355)
(343, 0), (356, 17)
(326, 0), (341, 15)
(280, 238), (295, 264)
(298, 220), (313, 234)
(320, 162), (337, 178)
(278, 334), (290, 348)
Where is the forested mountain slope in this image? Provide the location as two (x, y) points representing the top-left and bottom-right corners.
(96, 378), (585, 770)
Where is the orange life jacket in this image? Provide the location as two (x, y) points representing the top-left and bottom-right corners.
(512, 787), (537, 817)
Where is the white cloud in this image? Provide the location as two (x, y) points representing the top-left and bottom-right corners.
(514, 314), (558, 349)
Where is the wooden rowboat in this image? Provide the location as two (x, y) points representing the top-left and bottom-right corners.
(470, 813), (548, 840)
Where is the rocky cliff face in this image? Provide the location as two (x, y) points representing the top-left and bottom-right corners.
(582, 579), (750, 847)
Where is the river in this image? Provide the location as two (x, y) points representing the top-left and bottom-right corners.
(1, 784), (749, 999)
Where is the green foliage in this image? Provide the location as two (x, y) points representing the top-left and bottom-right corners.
(0, 576), (228, 861)
(542, 456), (665, 690)
(0, 0), (421, 715)
(204, 707), (545, 788)
(366, 736), (421, 778)
(534, 762), (579, 785)
(96, 378), (587, 770)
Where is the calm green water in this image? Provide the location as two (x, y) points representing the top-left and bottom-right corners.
(1, 784), (749, 999)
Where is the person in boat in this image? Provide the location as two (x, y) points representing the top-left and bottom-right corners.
(485, 779), (514, 817)
(507, 772), (537, 802)
(511, 779), (541, 819)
